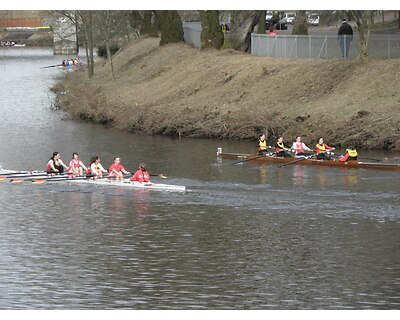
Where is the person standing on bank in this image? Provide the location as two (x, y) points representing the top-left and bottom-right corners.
(337, 18), (353, 59)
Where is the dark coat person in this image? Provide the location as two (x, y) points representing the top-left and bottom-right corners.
(337, 18), (354, 59)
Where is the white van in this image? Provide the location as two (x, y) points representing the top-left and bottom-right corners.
(282, 12), (296, 24)
(308, 13), (320, 26)
(266, 11), (273, 21)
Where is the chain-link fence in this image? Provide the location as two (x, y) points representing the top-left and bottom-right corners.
(251, 33), (400, 60)
(182, 22), (400, 60)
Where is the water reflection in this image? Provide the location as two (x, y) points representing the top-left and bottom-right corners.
(342, 174), (359, 187)
(292, 165), (310, 187)
(133, 190), (151, 228)
(257, 166), (268, 184)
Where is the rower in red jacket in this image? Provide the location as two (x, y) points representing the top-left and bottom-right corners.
(130, 163), (151, 183)
(108, 157), (130, 181)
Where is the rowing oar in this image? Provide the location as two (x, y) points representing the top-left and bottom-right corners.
(0, 170), (34, 176)
(231, 154), (266, 165)
(40, 64), (62, 69)
(329, 153), (381, 162)
(0, 171), (71, 180)
(278, 157), (307, 167)
(126, 170), (168, 179)
(10, 174), (96, 183)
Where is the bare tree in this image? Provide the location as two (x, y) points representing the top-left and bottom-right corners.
(227, 11), (259, 52)
(200, 10), (224, 49)
(159, 11), (184, 46)
(96, 11), (117, 80)
(292, 10), (308, 35)
(257, 10), (266, 34)
(57, 10), (95, 78)
(349, 10), (373, 63)
(141, 11), (159, 37)
(76, 11), (95, 78)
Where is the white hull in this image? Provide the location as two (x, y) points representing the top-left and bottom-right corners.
(66, 178), (186, 192)
(1, 170), (186, 192)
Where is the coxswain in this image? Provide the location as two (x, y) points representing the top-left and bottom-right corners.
(47, 152), (69, 176)
(275, 136), (292, 158)
(339, 147), (358, 162)
(257, 134), (271, 155)
(108, 157), (130, 181)
(130, 163), (151, 183)
(315, 138), (335, 160)
(68, 152), (88, 176)
(291, 136), (313, 158)
(88, 156), (107, 179)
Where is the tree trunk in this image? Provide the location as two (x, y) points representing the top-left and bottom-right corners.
(159, 11), (184, 46)
(292, 10), (308, 35)
(77, 11), (94, 78)
(200, 10), (224, 49)
(350, 10), (369, 63)
(226, 11), (259, 52)
(97, 11), (115, 80)
(141, 11), (159, 37)
(257, 10), (266, 34)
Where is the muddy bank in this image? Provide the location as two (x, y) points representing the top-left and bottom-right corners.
(53, 37), (400, 150)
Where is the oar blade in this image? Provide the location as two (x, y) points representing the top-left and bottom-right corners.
(32, 180), (46, 184)
(10, 179), (24, 183)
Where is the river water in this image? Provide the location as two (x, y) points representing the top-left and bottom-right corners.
(0, 47), (399, 310)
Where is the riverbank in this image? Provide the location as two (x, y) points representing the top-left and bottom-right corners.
(53, 37), (400, 150)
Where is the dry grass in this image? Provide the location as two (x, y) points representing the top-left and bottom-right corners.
(55, 37), (400, 150)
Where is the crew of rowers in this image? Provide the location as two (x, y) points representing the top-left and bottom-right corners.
(257, 135), (358, 161)
(46, 152), (151, 183)
(61, 58), (83, 67)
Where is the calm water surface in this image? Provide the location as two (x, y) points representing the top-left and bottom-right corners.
(0, 47), (399, 309)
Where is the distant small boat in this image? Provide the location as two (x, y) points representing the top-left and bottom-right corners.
(0, 41), (25, 47)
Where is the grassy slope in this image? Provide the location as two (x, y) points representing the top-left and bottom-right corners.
(57, 37), (400, 150)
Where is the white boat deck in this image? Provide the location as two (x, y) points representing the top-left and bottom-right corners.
(68, 178), (186, 192)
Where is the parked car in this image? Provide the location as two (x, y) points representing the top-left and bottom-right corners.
(282, 12), (296, 24)
(307, 14), (320, 26)
(266, 11), (273, 21)
(266, 20), (288, 31)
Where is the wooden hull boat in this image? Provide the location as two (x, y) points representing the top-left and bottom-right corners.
(216, 149), (400, 171)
